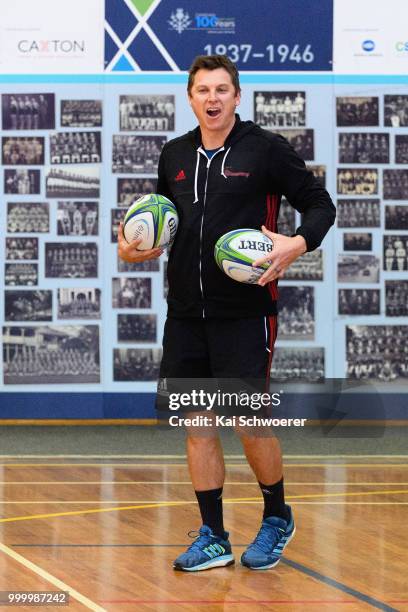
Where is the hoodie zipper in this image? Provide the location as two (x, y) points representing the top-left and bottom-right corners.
(197, 146), (225, 318)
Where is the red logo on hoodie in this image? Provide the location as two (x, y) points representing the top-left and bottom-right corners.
(175, 169), (186, 181)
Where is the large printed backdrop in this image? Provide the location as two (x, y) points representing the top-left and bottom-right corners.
(0, 0), (407, 418)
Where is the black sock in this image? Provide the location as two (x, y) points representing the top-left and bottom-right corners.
(258, 477), (289, 522)
(195, 487), (224, 537)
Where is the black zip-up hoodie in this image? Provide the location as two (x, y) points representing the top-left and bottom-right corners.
(157, 116), (335, 319)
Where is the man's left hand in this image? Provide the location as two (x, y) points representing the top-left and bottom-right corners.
(252, 225), (307, 286)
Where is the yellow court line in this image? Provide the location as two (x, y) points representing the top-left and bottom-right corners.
(0, 542), (106, 611)
(1, 489), (408, 524)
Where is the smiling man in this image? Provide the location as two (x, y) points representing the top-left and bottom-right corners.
(118, 55), (335, 572)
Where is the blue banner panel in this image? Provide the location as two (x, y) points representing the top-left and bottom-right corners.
(0, 393), (406, 420)
(105, 0), (333, 72)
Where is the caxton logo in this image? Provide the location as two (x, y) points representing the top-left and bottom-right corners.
(17, 40), (86, 54)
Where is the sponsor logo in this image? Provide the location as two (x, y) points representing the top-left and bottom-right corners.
(224, 167), (250, 178)
(239, 240), (273, 253)
(17, 40), (86, 54)
(168, 8), (235, 34)
(175, 169), (186, 181)
(395, 41), (408, 52)
(168, 8), (192, 34)
(362, 39), (375, 52)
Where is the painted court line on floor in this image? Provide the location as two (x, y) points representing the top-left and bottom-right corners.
(282, 558), (399, 612)
(0, 542), (106, 611)
(1, 489), (407, 523)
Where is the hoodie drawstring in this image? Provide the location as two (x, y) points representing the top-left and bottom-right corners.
(221, 147), (231, 179)
(194, 145), (230, 203)
(193, 149), (200, 203)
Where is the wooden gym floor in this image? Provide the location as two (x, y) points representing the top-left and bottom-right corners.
(0, 455), (407, 611)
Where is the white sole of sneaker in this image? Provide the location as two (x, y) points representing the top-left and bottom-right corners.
(243, 525), (296, 570)
(174, 554), (235, 572)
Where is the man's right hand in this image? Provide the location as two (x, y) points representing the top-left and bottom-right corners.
(117, 222), (164, 263)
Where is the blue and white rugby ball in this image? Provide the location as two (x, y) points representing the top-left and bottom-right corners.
(123, 193), (178, 250)
(214, 229), (274, 284)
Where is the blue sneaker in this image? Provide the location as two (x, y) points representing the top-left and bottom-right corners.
(173, 525), (234, 571)
(241, 505), (295, 570)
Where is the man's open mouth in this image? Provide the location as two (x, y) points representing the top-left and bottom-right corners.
(206, 108), (221, 118)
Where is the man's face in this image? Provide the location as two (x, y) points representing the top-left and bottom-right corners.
(188, 68), (240, 134)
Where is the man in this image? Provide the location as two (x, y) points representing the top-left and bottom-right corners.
(118, 55), (335, 572)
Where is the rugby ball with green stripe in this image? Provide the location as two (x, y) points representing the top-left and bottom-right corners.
(123, 194), (178, 250)
(214, 229), (274, 284)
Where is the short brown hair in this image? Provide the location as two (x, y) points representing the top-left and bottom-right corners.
(187, 55), (241, 95)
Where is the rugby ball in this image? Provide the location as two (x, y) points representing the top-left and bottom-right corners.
(214, 229), (274, 284)
(123, 193), (178, 250)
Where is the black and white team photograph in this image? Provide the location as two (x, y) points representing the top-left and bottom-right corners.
(57, 288), (101, 320)
(337, 199), (381, 228)
(284, 250), (323, 281)
(4, 169), (40, 194)
(2, 93), (55, 130)
(163, 261), (168, 298)
(5, 263), (38, 286)
(272, 129), (314, 160)
(338, 289), (380, 315)
(384, 95), (408, 127)
(46, 167), (100, 198)
(338, 254), (380, 283)
(271, 347), (325, 382)
(117, 177), (158, 207)
(57, 201), (98, 236)
(112, 277), (151, 309)
(3, 325), (100, 385)
(383, 169), (408, 200)
(112, 135), (166, 173)
(117, 255), (159, 273)
(111, 209), (125, 242)
(307, 164), (326, 187)
(343, 233), (372, 251)
(45, 243), (98, 278)
(395, 135), (408, 164)
(119, 95), (175, 131)
(254, 91), (305, 127)
(50, 131), (101, 164)
(385, 281), (408, 317)
(338, 133), (389, 164)
(277, 286), (315, 340)
(385, 205), (408, 230)
(117, 314), (157, 343)
(5, 237), (38, 260)
(337, 169), (378, 195)
(277, 199), (296, 236)
(113, 348), (162, 382)
(384, 236), (408, 271)
(61, 100), (102, 127)
(346, 325), (408, 383)
(2, 137), (44, 165)
(5, 290), (52, 322)
(7, 202), (49, 233)
(336, 96), (379, 127)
